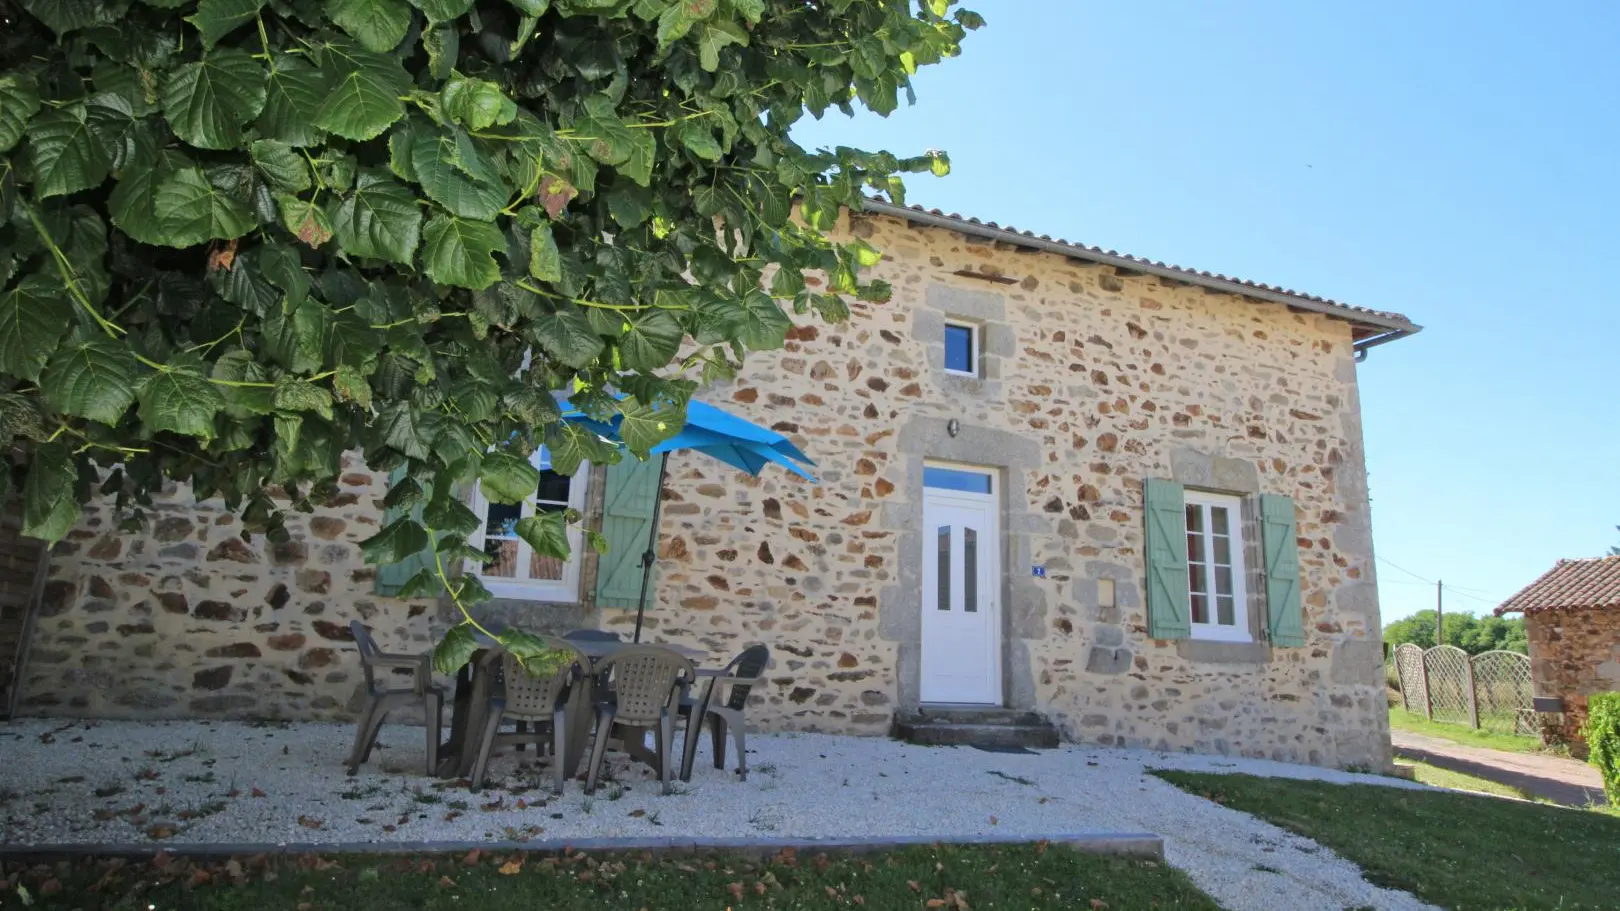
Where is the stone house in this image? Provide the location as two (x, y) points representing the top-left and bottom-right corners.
(1495, 556), (1620, 753)
(11, 202), (1419, 769)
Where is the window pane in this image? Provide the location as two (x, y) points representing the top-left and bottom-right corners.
(1191, 593), (1209, 624)
(536, 469), (571, 505)
(1185, 505), (1203, 533)
(964, 528), (977, 613)
(936, 526), (951, 611)
(483, 539), (519, 578)
(1211, 506), (1229, 536)
(1212, 535), (1231, 565)
(1186, 531), (1204, 567)
(486, 501), (521, 537)
(1215, 566), (1234, 597)
(530, 552), (565, 581)
(1216, 596), (1235, 627)
(1188, 563), (1206, 598)
(924, 467), (992, 493)
(944, 324), (974, 373)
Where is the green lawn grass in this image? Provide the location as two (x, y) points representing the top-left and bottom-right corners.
(1154, 770), (1620, 911)
(2, 843), (1220, 911)
(1401, 759), (1542, 802)
(1388, 706), (1549, 754)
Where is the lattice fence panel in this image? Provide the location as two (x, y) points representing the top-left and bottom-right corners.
(1472, 650), (1534, 734)
(1393, 643), (1427, 714)
(1424, 645), (1472, 725)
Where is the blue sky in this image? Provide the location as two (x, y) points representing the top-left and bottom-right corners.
(792, 0), (1620, 623)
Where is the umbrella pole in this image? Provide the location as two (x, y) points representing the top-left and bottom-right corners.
(631, 451), (670, 644)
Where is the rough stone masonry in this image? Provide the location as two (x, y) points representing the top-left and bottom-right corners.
(19, 209), (1395, 770)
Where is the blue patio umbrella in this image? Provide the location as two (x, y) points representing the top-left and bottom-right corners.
(558, 396), (815, 641)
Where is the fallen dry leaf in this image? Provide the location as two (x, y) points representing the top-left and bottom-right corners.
(989, 815), (998, 825)
(726, 882), (744, 900)
(1089, 901), (1108, 910)
(296, 816), (323, 830)
(908, 880), (922, 892)
(628, 809), (646, 818)
(926, 901), (947, 909)
(824, 885), (839, 898)
(754, 881), (766, 895)
(145, 825), (176, 840)
(296, 903), (312, 911)
(250, 788), (266, 798)
(443, 811), (463, 822)
(438, 875), (456, 887)
(498, 859), (523, 876)
(39, 878), (61, 896)
(462, 850), (482, 866)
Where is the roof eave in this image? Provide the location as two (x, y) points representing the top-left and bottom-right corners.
(861, 200), (1423, 345)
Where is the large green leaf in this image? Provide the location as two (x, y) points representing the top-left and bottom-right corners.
(617, 308), (684, 372)
(162, 50), (268, 150)
(0, 275), (73, 382)
(431, 623), (477, 675)
(528, 305), (605, 368)
(332, 171), (422, 264)
(733, 288), (793, 349)
(376, 403), (431, 460)
(250, 140), (311, 192)
(314, 41), (411, 141)
(528, 223), (561, 281)
(695, 19), (748, 72)
(421, 214), (504, 290)
(154, 165), (257, 247)
(0, 74), (41, 154)
(616, 395), (685, 457)
(409, 131), (508, 220)
(407, 0), (474, 21)
(138, 368), (225, 440)
(572, 95), (635, 166)
(258, 58), (329, 147)
(21, 442), (79, 543)
(27, 106), (113, 198)
(277, 194), (335, 247)
(423, 491), (480, 536)
(327, 0), (413, 53)
(478, 449), (540, 504)
(543, 420), (615, 476)
(20, 0), (108, 35)
(515, 512), (569, 560)
(441, 74), (516, 130)
(41, 336), (139, 425)
(108, 151), (181, 245)
(186, 0), (267, 48)
(211, 349), (274, 418)
(273, 375), (335, 420)
(361, 515), (431, 565)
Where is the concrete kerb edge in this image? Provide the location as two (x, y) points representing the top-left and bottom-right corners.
(0, 832), (1165, 862)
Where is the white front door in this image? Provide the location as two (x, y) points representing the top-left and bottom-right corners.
(920, 465), (1001, 704)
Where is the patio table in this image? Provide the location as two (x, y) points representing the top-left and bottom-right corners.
(434, 631), (704, 781)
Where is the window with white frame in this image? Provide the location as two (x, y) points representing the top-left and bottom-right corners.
(943, 321), (978, 376)
(1183, 490), (1250, 641)
(466, 446), (589, 601)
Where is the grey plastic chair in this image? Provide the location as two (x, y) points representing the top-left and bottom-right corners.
(680, 645), (769, 781)
(469, 641), (585, 793)
(583, 646), (695, 795)
(564, 629), (622, 643)
(345, 621), (443, 776)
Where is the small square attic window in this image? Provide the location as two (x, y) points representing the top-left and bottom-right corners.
(944, 322), (977, 376)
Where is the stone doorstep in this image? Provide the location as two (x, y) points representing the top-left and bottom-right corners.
(0, 832), (1165, 862)
(897, 707), (1051, 727)
(891, 708), (1063, 750)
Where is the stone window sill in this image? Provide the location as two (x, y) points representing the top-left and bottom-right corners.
(1175, 639), (1271, 664)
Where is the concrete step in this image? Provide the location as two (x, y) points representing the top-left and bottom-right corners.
(892, 707), (1061, 750)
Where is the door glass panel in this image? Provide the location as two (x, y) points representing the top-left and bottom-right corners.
(1191, 592), (1209, 624)
(1216, 596), (1235, 626)
(963, 528), (978, 613)
(1212, 535), (1231, 565)
(536, 469), (571, 505)
(1185, 504), (1203, 533)
(936, 526), (951, 610)
(924, 467), (993, 494)
(1188, 563), (1206, 599)
(1214, 566), (1234, 598)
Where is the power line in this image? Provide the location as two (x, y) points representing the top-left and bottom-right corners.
(1375, 556), (1507, 606)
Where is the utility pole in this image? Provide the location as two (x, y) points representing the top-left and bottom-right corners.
(1436, 579), (1444, 648)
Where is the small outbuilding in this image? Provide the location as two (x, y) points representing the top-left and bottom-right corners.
(1496, 556), (1620, 754)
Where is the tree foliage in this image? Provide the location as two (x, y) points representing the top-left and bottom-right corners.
(1383, 611), (1528, 655)
(0, 0), (980, 670)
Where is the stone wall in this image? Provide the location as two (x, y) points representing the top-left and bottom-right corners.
(1525, 608), (1620, 755)
(19, 210), (1393, 769)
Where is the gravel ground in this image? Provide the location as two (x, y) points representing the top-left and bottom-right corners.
(0, 718), (1436, 911)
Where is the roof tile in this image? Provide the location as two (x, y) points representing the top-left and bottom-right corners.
(1494, 557), (1620, 614)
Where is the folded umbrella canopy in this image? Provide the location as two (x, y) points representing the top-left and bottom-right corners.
(558, 396), (815, 641)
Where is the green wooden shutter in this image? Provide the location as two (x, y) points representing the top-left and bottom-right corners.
(593, 457), (662, 610)
(1144, 478), (1191, 639)
(1260, 494), (1305, 647)
(373, 467), (439, 597)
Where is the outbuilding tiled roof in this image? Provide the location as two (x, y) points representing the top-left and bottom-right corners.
(1494, 557), (1620, 615)
(860, 200), (1421, 346)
